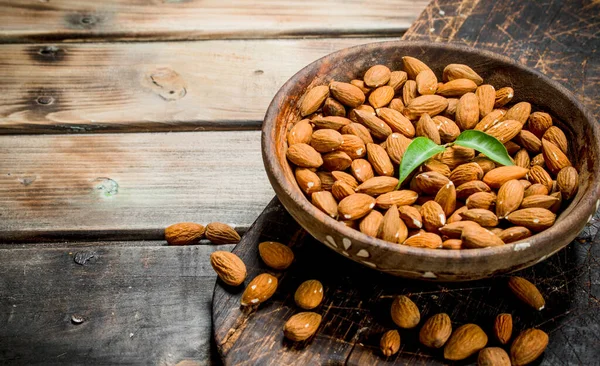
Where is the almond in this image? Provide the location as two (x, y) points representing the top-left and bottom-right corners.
(442, 239), (462, 249)
(206, 222), (241, 244)
(322, 150), (352, 171)
(447, 205), (469, 224)
(450, 162), (484, 187)
(349, 159), (374, 183)
(436, 78), (477, 97)
(541, 139), (571, 175)
(543, 126), (568, 154)
(377, 107), (415, 137)
(341, 122), (374, 144)
(520, 194), (560, 210)
(364, 65), (391, 87)
(514, 149), (530, 168)
(443, 64), (483, 85)
(557, 166), (578, 200)
(295, 168), (322, 194)
(385, 133), (412, 165)
(376, 190), (419, 209)
(311, 115), (352, 130)
(461, 224), (504, 248)
(317, 171), (335, 191)
(416, 113), (442, 144)
(528, 111), (553, 138)
(506, 208), (556, 231)
(504, 101), (531, 124)
(549, 191), (562, 213)
(312, 191), (338, 218)
(419, 313), (452, 348)
(283, 312), (322, 341)
(310, 129), (343, 153)
(456, 180), (492, 200)
(404, 95), (449, 120)
(210, 251), (247, 286)
(369, 85), (395, 108)
(424, 159), (452, 177)
(331, 171), (358, 188)
(445, 98), (459, 117)
(510, 329), (549, 366)
(241, 273), (278, 306)
(415, 171), (451, 195)
(443, 324), (488, 360)
(389, 71), (408, 92)
(474, 109), (506, 131)
(322, 97), (346, 117)
(496, 179), (524, 219)
(337, 134), (366, 159)
(287, 143), (324, 168)
(404, 232), (443, 248)
(504, 141), (521, 155)
(519, 179), (532, 190)
(494, 87), (514, 107)
(165, 222), (205, 245)
(416, 69), (438, 95)
(439, 220), (480, 238)
(421, 200), (447, 232)
(338, 193), (375, 220)
(300, 85), (330, 116)
(455, 92), (480, 130)
(435, 181), (457, 216)
(399, 205), (423, 229)
(380, 330), (401, 357)
(391, 295), (420, 328)
(476, 84), (496, 118)
(493, 313), (513, 344)
(402, 79), (418, 106)
(366, 143), (394, 176)
(359, 210), (384, 237)
(485, 119), (523, 143)
(432, 115), (461, 142)
(508, 276), (545, 310)
(355, 109), (393, 140)
(483, 166), (529, 188)
(478, 347), (511, 366)
(389, 97), (405, 112)
(351, 79), (371, 95)
(517, 130), (541, 153)
(530, 153), (545, 167)
(356, 176), (399, 196)
(329, 81), (365, 107)
(288, 119), (313, 145)
(380, 205), (408, 243)
(331, 180), (355, 201)
(439, 145), (476, 170)
(294, 279), (324, 309)
(258, 241), (294, 270)
(403, 56), (432, 79)
(466, 191), (496, 210)
(498, 226), (532, 244)
(348, 104), (375, 123)
(524, 183), (549, 197)
(461, 208), (499, 227)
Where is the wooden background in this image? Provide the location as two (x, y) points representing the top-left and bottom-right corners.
(1, 0), (599, 365)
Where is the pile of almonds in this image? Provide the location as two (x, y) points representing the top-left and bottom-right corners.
(286, 57), (579, 249)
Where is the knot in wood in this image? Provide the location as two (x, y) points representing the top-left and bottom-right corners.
(147, 68), (187, 101)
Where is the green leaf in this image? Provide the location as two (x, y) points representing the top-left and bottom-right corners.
(397, 137), (445, 187)
(453, 130), (514, 166)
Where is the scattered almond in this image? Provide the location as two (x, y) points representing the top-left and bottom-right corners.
(478, 347), (511, 366)
(283, 312), (322, 341)
(493, 313), (513, 345)
(241, 273), (278, 306)
(294, 280), (324, 309)
(210, 251), (247, 286)
(444, 323), (488, 360)
(299, 85), (329, 116)
(419, 313), (452, 348)
(258, 241), (294, 270)
(508, 277), (545, 311)
(380, 330), (401, 357)
(391, 295), (420, 329)
(510, 329), (549, 366)
(205, 222), (241, 244)
(165, 222), (205, 245)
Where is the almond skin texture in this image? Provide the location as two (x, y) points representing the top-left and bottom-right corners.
(331, 180), (354, 201)
(504, 101), (531, 124)
(510, 329), (549, 366)
(475, 108), (506, 131)
(514, 149), (531, 168)
(380, 330), (401, 357)
(498, 226), (531, 244)
(421, 200), (447, 232)
(485, 119), (523, 143)
(338, 134), (366, 159)
(416, 69), (438, 95)
(389, 71), (408, 92)
(416, 113), (442, 144)
(435, 181), (457, 217)
(508, 277), (545, 310)
(443, 64), (483, 85)
(542, 126), (568, 154)
(165, 222), (205, 245)
(338, 193), (376, 220)
(241, 273), (278, 306)
(456, 180), (492, 200)
(287, 143), (323, 168)
(355, 109), (393, 140)
(399, 205), (423, 229)
(359, 210), (384, 237)
(389, 97), (405, 112)
(455, 92), (480, 130)
(310, 129), (344, 153)
(351, 79), (371, 95)
(444, 324), (488, 361)
(541, 138), (571, 175)
(404, 232), (443, 248)
(356, 176), (398, 196)
(557, 166), (579, 200)
(506, 208), (556, 232)
(424, 158), (452, 177)
(439, 220), (480, 238)
(524, 183), (549, 197)
(294, 280), (324, 309)
(380, 205), (408, 243)
(312, 191), (338, 218)
(351, 159), (375, 183)
(462, 224), (505, 248)
(283, 312), (322, 341)
(322, 151), (352, 171)
(258, 241), (294, 270)
(206, 222), (241, 244)
(496, 180), (524, 219)
(404, 95), (449, 120)
(295, 168), (322, 195)
(331, 171), (358, 188)
(432, 115), (461, 143)
(367, 143), (394, 177)
(476, 84), (496, 118)
(403, 56), (432, 79)
(312, 115), (352, 130)
(528, 111), (553, 138)
(518, 130), (542, 153)
(322, 97), (346, 117)
(416, 171), (452, 195)
(385, 132), (412, 165)
(391, 295), (420, 329)
(493, 313), (513, 345)
(288, 119), (313, 145)
(376, 190), (419, 210)
(494, 87), (514, 107)
(341, 122), (374, 144)
(369, 85), (395, 108)
(377, 107), (415, 137)
(461, 208), (499, 227)
(528, 165), (553, 192)
(300, 85), (329, 116)
(450, 162), (484, 187)
(466, 191), (496, 210)
(419, 313), (452, 348)
(329, 81), (365, 107)
(436, 78), (478, 97)
(403, 79), (418, 106)
(520, 194), (560, 210)
(210, 251), (247, 286)
(364, 64), (391, 87)
(484, 166), (529, 188)
(478, 347), (511, 366)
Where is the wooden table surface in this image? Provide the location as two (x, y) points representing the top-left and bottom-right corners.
(1, 0), (599, 365)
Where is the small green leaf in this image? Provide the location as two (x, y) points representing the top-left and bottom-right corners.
(397, 137), (445, 187)
(453, 130), (514, 166)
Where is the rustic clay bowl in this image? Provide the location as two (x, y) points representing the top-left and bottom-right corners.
(262, 40), (600, 281)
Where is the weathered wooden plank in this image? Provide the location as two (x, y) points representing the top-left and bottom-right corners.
(0, 0), (428, 43)
(0, 131), (272, 242)
(0, 244), (233, 364)
(0, 38), (390, 134)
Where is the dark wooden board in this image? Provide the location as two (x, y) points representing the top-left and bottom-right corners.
(213, 198), (600, 365)
(0, 0), (427, 43)
(0, 243), (233, 365)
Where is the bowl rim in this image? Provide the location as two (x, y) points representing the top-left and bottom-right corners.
(262, 39), (600, 261)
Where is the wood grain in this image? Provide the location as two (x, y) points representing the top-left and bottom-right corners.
(0, 131), (273, 242)
(0, 38), (391, 133)
(0, 243), (233, 364)
(0, 0), (428, 42)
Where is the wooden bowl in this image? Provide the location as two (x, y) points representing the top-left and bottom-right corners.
(262, 41), (600, 281)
